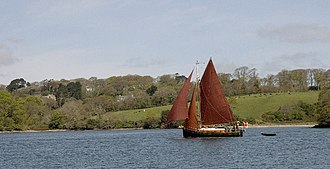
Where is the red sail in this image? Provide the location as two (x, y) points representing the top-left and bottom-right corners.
(184, 86), (198, 129)
(200, 59), (235, 125)
(166, 71), (193, 124)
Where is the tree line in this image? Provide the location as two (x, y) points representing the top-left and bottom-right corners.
(1, 67), (329, 131)
(219, 67), (330, 96)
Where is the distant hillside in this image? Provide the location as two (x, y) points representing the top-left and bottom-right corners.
(102, 91), (319, 124)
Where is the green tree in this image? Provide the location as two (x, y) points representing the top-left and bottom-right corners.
(151, 87), (177, 106)
(40, 79), (59, 96)
(290, 69), (308, 92)
(59, 100), (88, 129)
(246, 68), (260, 94)
(107, 76), (129, 96)
(67, 82), (82, 100)
(22, 96), (51, 129)
(130, 90), (151, 109)
(159, 75), (177, 86)
(175, 74), (187, 84)
(233, 66), (249, 95)
(83, 95), (117, 116)
(0, 90), (25, 130)
(0, 85), (6, 91)
(146, 85), (157, 96)
(315, 69), (328, 90)
(100, 84), (117, 97)
(277, 70), (293, 92)
(262, 101), (315, 122)
(143, 117), (160, 129)
(48, 111), (64, 129)
(261, 74), (278, 93)
(315, 88), (330, 127)
(218, 73), (234, 96)
(55, 83), (67, 107)
(54, 82), (83, 107)
(6, 78), (27, 92)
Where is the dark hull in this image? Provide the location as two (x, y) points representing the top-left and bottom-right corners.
(183, 128), (243, 138)
(261, 133), (276, 136)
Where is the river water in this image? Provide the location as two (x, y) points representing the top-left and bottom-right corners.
(1, 127), (329, 169)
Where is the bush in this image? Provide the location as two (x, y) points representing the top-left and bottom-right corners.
(3, 118), (15, 131)
(315, 89), (330, 127)
(143, 117), (160, 129)
(314, 104), (330, 128)
(245, 116), (257, 124)
(235, 114), (257, 125)
(262, 101), (315, 122)
(86, 118), (99, 129)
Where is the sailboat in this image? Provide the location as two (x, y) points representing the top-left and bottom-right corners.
(166, 58), (243, 137)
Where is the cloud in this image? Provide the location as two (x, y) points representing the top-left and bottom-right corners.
(258, 24), (330, 43)
(6, 37), (23, 44)
(0, 73), (5, 78)
(26, 0), (109, 23)
(0, 45), (18, 67)
(215, 61), (237, 74)
(123, 57), (167, 68)
(261, 52), (326, 74)
(279, 52), (315, 63)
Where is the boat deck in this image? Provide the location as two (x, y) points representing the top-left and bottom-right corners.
(200, 127), (225, 131)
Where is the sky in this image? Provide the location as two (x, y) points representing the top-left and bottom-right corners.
(1, 0), (330, 85)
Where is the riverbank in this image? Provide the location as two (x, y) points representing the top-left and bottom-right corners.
(247, 124), (316, 128)
(0, 129), (67, 134)
(0, 128), (146, 134)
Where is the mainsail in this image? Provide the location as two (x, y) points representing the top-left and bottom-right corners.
(200, 59), (235, 125)
(166, 71), (193, 123)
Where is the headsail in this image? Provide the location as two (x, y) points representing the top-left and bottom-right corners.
(200, 59), (235, 125)
(166, 71), (193, 124)
(184, 85), (198, 129)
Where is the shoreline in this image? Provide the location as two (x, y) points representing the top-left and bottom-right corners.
(246, 124), (316, 128)
(0, 128), (145, 134)
(0, 124), (317, 134)
(0, 129), (67, 134)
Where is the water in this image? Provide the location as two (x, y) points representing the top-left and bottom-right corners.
(1, 127), (329, 169)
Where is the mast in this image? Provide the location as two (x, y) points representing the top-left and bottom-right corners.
(195, 60), (202, 128)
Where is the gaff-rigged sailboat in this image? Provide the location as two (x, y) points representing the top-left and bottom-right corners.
(166, 58), (243, 137)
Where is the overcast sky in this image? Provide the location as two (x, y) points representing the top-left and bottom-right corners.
(1, 0), (330, 85)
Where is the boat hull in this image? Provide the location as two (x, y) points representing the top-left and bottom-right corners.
(261, 133), (276, 136)
(183, 128), (243, 138)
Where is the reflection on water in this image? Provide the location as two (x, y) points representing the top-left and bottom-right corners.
(0, 127), (329, 168)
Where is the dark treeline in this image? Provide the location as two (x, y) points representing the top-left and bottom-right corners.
(1, 67), (330, 131)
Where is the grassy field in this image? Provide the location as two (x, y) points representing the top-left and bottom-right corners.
(103, 91), (320, 123)
(231, 91), (319, 120)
